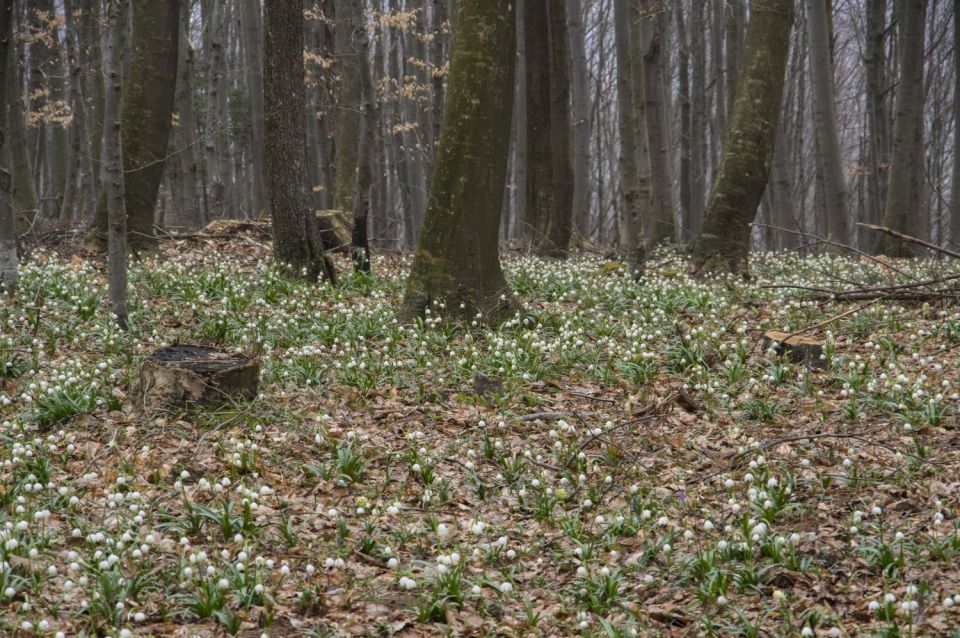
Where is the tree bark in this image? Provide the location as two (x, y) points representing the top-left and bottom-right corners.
(241, 0), (267, 217)
(689, 0), (707, 239)
(6, 2), (38, 226)
(104, 0), (129, 328)
(401, 0), (518, 324)
(566, 0), (592, 244)
(806, 0), (849, 247)
(88, 0), (180, 249)
(333, 0), (363, 214)
(613, 0), (645, 275)
(637, 0), (674, 246)
(691, 0), (794, 274)
(263, 0), (336, 283)
(863, 0), (888, 251)
(0, 0), (16, 294)
(676, 0), (691, 241)
(951, 0), (960, 245)
(351, 8), (374, 272)
(877, 0), (927, 256)
(524, 0), (574, 257)
(169, 0), (201, 231)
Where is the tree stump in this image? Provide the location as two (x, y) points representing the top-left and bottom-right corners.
(761, 331), (827, 370)
(141, 345), (260, 409)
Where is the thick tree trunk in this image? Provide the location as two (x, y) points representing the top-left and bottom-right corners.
(88, 0), (180, 249)
(877, 0), (927, 256)
(333, 0), (363, 214)
(120, 0), (180, 244)
(626, 0), (656, 251)
(806, 0), (849, 247)
(401, 0), (518, 324)
(613, 0), (645, 275)
(691, 0), (793, 274)
(567, 0), (592, 244)
(241, 0), (267, 217)
(104, 0), (129, 328)
(263, 0), (336, 283)
(0, 0), (16, 294)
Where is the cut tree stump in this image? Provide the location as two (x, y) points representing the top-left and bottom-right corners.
(141, 345), (260, 409)
(760, 331), (826, 369)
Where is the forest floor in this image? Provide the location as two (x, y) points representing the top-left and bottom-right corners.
(2, 230), (960, 637)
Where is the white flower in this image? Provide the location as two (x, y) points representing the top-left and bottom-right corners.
(499, 582), (513, 593)
(398, 576), (416, 590)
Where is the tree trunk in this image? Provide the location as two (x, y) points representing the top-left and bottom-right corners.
(877, 0), (927, 256)
(204, 0), (230, 219)
(401, 0), (518, 324)
(691, 0), (794, 274)
(524, 0), (574, 257)
(6, 3), (38, 227)
(566, 0), (592, 244)
(351, 6), (374, 272)
(725, 0), (744, 121)
(263, 0), (336, 283)
(689, 0), (707, 239)
(79, 0), (104, 204)
(0, 0), (16, 294)
(637, 0), (674, 246)
(951, 0), (960, 246)
(429, 0), (447, 157)
(121, 0), (180, 245)
(863, 0), (888, 251)
(676, 0), (691, 241)
(240, 0), (267, 217)
(806, 0), (849, 247)
(170, 0), (201, 231)
(88, 0), (180, 248)
(613, 0), (645, 275)
(104, 0), (129, 328)
(333, 0), (363, 214)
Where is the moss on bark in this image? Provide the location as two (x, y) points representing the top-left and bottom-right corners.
(691, 0), (793, 275)
(400, 0), (520, 325)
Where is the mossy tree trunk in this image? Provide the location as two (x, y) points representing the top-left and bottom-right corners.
(401, 0), (519, 324)
(876, 0), (927, 256)
(263, 0), (336, 283)
(691, 0), (793, 275)
(88, 0), (180, 250)
(523, 0), (574, 258)
(0, 0), (16, 294)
